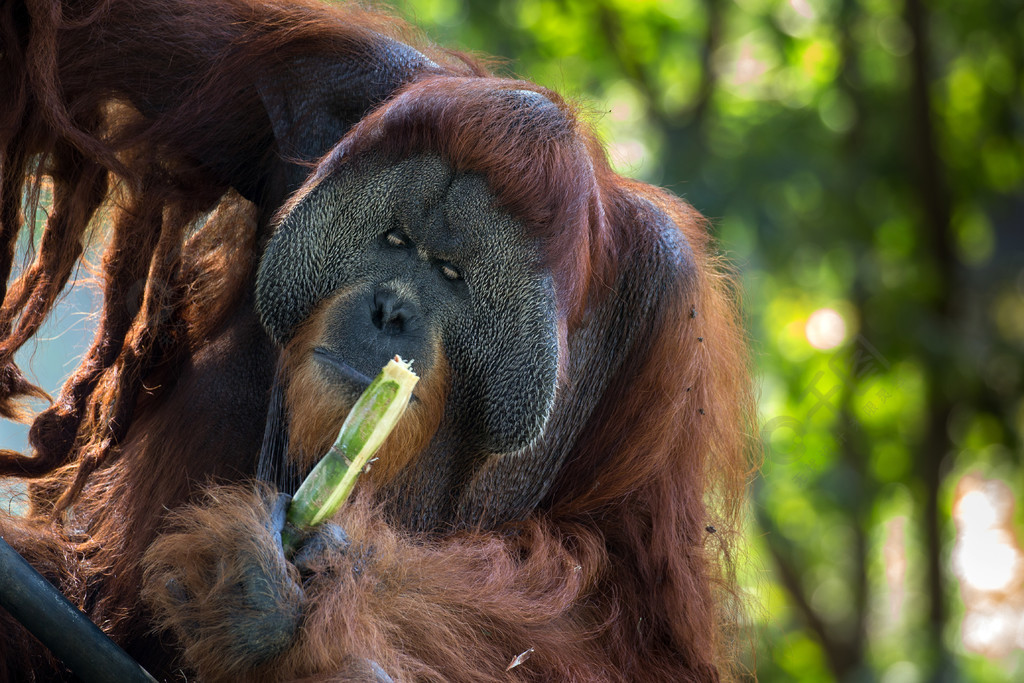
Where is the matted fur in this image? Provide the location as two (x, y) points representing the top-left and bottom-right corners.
(0, 0), (755, 680)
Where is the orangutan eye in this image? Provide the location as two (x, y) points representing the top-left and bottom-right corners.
(439, 263), (461, 281)
(385, 231), (408, 248)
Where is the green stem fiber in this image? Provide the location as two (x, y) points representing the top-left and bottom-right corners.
(282, 356), (418, 556)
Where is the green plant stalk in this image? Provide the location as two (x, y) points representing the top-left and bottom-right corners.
(282, 356), (418, 556)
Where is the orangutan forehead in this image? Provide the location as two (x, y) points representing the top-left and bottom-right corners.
(335, 153), (535, 257)
(310, 77), (602, 315)
(321, 78), (581, 182)
(495, 88), (562, 121)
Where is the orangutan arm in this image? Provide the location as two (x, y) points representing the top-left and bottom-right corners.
(140, 485), (608, 683)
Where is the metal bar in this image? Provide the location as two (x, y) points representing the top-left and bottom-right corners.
(0, 536), (157, 682)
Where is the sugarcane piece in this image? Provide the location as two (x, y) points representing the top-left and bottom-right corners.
(282, 356), (418, 556)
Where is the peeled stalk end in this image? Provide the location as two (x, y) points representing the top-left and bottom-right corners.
(282, 356), (419, 555)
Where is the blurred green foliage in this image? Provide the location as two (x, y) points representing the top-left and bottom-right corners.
(395, 0), (1023, 680)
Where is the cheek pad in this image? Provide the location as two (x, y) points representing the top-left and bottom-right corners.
(257, 187), (339, 344)
(443, 281), (559, 454)
(256, 172), (395, 344)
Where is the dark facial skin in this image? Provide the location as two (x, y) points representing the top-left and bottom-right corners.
(257, 153), (560, 456)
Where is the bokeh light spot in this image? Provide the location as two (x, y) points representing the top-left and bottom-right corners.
(951, 474), (1024, 658)
(805, 308), (847, 350)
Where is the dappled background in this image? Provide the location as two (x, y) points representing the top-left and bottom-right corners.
(3, 0), (1022, 680)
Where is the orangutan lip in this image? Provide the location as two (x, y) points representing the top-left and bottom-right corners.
(312, 347), (374, 389)
(312, 347), (419, 403)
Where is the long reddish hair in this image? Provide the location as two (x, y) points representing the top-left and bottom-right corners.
(0, 0), (754, 678)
